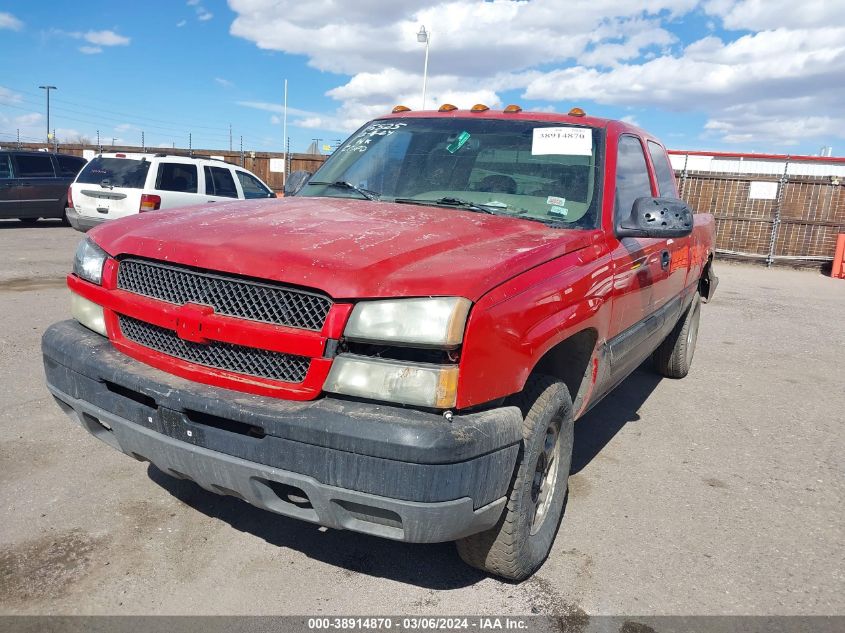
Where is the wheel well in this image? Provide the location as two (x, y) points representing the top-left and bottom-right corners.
(531, 328), (598, 407)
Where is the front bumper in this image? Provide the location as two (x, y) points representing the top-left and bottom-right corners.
(42, 321), (522, 542)
(66, 207), (107, 232)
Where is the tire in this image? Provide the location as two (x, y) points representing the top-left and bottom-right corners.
(18, 217), (39, 224)
(456, 374), (574, 581)
(653, 291), (701, 379)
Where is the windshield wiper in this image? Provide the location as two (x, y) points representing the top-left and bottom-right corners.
(394, 196), (510, 215)
(306, 180), (380, 200)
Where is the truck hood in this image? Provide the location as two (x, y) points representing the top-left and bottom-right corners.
(91, 197), (596, 300)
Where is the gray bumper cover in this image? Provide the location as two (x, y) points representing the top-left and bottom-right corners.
(66, 207), (107, 232)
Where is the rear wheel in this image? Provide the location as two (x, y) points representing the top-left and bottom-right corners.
(456, 374), (574, 581)
(18, 217), (39, 225)
(653, 291), (701, 378)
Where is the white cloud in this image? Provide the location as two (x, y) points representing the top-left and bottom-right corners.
(214, 77), (234, 88)
(523, 26), (845, 144)
(704, 0), (842, 30)
(82, 29), (130, 46)
(177, 20), (187, 27)
(187, 0), (201, 5)
(0, 11), (23, 30)
(198, 11), (214, 21)
(79, 46), (103, 55)
(0, 86), (23, 105)
(226, 0), (845, 147)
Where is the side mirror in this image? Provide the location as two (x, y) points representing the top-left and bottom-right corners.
(284, 170), (312, 197)
(616, 196), (693, 239)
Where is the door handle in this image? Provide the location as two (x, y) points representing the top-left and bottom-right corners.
(661, 250), (671, 270)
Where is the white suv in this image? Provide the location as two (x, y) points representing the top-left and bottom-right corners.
(66, 152), (275, 231)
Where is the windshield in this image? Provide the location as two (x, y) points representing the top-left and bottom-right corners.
(298, 117), (604, 228)
(76, 157), (151, 189)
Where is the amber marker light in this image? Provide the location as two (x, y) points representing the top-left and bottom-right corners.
(438, 103), (458, 112)
(392, 105), (411, 113)
(503, 104), (523, 113)
(568, 107), (586, 117)
(470, 103), (490, 112)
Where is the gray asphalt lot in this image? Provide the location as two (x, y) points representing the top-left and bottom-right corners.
(0, 219), (842, 617)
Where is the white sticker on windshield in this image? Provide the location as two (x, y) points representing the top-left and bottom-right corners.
(532, 127), (592, 156)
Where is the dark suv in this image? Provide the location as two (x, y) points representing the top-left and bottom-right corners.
(0, 150), (87, 224)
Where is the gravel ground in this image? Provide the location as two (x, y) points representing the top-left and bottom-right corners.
(0, 219), (842, 618)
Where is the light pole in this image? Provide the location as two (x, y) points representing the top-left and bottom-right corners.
(417, 26), (430, 110)
(38, 85), (57, 144)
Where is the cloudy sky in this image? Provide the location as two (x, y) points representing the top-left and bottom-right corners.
(1, 0), (843, 154)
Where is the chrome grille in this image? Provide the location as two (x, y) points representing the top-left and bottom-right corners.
(117, 258), (332, 331)
(118, 315), (310, 383)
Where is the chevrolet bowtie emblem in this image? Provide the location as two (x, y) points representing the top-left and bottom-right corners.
(175, 303), (214, 344)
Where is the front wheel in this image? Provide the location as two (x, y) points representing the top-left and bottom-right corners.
(456, 374), (574, 581)
(653, 291), (701, 378)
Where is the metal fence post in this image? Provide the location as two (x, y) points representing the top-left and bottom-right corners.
(680, 153), (689, 197)
(766, 157), (790, 267)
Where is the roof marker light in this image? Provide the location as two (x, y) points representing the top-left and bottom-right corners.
(470, 103), (490, 112)
(503, 104), (522, 113)
(392, 105), (411, 113)
(568, 107), (586, 117)
(438, 103), (458, 112)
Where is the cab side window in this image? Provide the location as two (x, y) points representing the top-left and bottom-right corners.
(57, 155), (86, 177)
(236, 171), (273, 199)
(156, 163), (199, 193)
(615, 135), (652, 220)
(14, 154), (55, 178)
(204, 166), (238, 198)
(0, 155), (12, 179)
(647, 141), (678, 197)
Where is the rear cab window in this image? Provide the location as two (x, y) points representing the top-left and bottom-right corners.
(647, 141), (678, 197)
(156, 162), (199, 193)
(76, 157), (151, 189)
(14, 154), (55, 178)
(204, 165), (238, 198)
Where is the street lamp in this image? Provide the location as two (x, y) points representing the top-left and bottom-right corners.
(38, 85), (57, 144)
(416, 26), (430, 110)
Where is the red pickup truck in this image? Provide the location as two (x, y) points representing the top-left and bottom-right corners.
(42, 106), (716, 581)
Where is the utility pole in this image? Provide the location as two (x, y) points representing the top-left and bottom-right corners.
(229, 123), (232, 152)
(282, 79), (288, 185)
(141, 131), (145, 152)
(38, 85), (57, 144)
(188, 132), (192, 156)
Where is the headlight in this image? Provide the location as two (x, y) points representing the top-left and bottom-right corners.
(73, 238), (108, 285)
(324, 355), (459, 408)
(344, 297), (471, 347)
(71, 293), (107, 336)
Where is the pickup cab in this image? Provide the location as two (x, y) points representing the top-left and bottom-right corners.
(42, 105), (717, 581)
